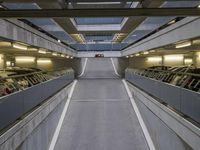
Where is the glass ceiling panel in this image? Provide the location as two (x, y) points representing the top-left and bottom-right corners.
(75, 17), (124, 25)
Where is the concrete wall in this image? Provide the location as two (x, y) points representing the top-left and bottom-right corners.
(112, 57), (129, 77)
(122, 17), (200, 56)
(127, 82), (200, 150)
(0, 19), (76, 56)
(0, 83), (73, 150)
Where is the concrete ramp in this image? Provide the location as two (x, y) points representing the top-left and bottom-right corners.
(53, 58), (149, 150)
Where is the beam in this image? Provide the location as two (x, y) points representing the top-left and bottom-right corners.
(0, 8), (200, 18)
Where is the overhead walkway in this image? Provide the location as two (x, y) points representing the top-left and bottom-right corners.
(51, 58), (150, 150)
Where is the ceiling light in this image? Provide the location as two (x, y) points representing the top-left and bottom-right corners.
(130, 55), (134, 58)
(66, 55), (70, 59)
(61, 54), (65, 57)
(58, 39), (61, 43)
(168, 20), (176, 25)
(37, 59), (52, 63)
(6, 61), (11, 67)
(28, 47), (38, 51)
(164, 55), (183, 61)
(143, 51), (149, 55)
(147, 57), (162, 62)
(198, 4), (200, 8)
(184, 58), (193, 64)
(70, 56), (74, 59)
(15, 57), (35, 62)
(13, 43), (27, 50)
(132, 35), (137, 37)
(192, 39), (200, 44)
(126, 56), (129, 58)
(135, 53), (140, 56)
(38, 49), (47, 54)
(52, 52), (58, 56)
(175, 41), (191, 48)
(149, 50), (156, 53)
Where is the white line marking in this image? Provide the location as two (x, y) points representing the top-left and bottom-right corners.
(110, 58), (120, 77)
(122, 79), (156, 150)
(78, 58), (88, 77)
(48, 80), (78, 150)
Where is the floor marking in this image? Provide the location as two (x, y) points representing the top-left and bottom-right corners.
(78, 58), (88, 77)
(110, 58), (120, 77)
(122, 79), (156, 150)
(48, 80), (78, 150)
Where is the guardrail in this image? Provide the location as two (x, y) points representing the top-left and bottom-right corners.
(125, 68), (200, 124)
(0, 69), (74, 131)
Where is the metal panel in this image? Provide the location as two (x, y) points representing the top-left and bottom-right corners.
(125, 70), (200, 123)
(0, 73), (74, 131)
(181, 89), (200, 122)
(0, 92), (24, 130)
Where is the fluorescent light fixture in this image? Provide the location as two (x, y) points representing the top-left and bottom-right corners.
(6, 61), (11, 66)
(28, 47), (38, 51)
(147, 57), (162, 62)
(168, 20), (176, 25)
(175, 41), (191, 48)
(184, 59), (192, 64)
(38, 49), (47, 54)
(66, 55), (70, 59)
(143, 51), (149, 55)
(0, 41), (12, 47)
(77, 2), (121, 5)
(52, 52), (58, 56)
(150, 50), (156, 53)
(135, 53), (140, 56)
(61, 54), (65, 57)
(37, 59), (52, 63)
(15, 56), (35, 62)
(164, 55), (183, 61)
(13, 43), (27, 50)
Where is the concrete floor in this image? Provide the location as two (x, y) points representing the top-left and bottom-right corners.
(54, 58), (149, 150)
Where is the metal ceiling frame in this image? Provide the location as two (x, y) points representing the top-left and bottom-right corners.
(0, 8), (200, 18)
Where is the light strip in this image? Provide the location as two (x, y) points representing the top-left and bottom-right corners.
(184, 59), (192, 63)
(175, 41), (191, 48)
(28, 47), (38, 51)
(37, 59), (52, 63)
(164, 55), (183, 61)
(38, 50), (47, 54)
(52, 52), (58, 56)
(147, 57), (162, 62)
(15, 57), (35, 62)
(143, 51), (149, 55)
(13, 43), (27, 50)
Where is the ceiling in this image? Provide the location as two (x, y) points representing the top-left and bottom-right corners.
(1, 0), (200, 51)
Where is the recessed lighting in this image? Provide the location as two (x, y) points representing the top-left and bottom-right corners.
(52, 52), (58, 56)
(61, 54), (65, 57)
(38, 49), (47, 54)
(147, 57), (162, 62)
(176, 41), (191, 48)
(13, 43), (28, 50)
(143, 51), (149, 55)
(58, 39), (61, 43)
(135, 53), (140, 56)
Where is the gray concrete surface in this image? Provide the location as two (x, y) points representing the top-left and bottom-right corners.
(127, 82), (200, 150)
(54, 58), (149, 150)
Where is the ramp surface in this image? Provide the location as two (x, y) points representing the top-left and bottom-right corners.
(54, 58), (149, 150)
